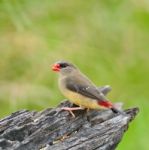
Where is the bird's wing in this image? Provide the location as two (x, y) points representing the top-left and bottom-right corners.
(65, 78), (107, 101)
(97, 85), (112, 95)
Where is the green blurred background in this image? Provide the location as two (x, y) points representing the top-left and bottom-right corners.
(0, 0), (149, 149)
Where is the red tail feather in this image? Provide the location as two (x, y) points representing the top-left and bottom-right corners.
(98, 100), (113, 108)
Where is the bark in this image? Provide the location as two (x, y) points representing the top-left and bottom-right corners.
(0, 101), (139, 150)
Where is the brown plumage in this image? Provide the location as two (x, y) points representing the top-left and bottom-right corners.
(52, 61), (122, 114)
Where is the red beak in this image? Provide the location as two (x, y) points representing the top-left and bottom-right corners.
(52, 63), (60, 72)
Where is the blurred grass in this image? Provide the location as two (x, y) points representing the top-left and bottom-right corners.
(0, 0), (149, 149)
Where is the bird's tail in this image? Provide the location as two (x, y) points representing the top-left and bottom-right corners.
(98, 101), (124, 114)
(112, 102), (125, 114)
(111, 107), (123, 114)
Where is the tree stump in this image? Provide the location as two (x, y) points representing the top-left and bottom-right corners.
(0, 101), (139, 150)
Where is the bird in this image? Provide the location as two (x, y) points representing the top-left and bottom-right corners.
(52, 60), (123, 117)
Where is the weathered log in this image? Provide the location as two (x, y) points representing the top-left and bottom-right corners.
(0, 100), (139, 150)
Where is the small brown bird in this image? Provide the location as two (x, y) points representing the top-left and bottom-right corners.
(52, 61), (122, 117)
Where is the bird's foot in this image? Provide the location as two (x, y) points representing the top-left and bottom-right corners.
(61, 107), (84, 118)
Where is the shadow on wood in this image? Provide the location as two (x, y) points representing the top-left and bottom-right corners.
(0, 101), (139, 150)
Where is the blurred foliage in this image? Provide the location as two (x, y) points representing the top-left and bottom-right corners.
(0, 0), (149, 149)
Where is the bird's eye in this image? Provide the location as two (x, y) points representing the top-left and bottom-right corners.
(59, 63), (68, 68)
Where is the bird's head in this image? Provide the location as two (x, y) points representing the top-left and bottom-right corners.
(52, 61), (77, 75)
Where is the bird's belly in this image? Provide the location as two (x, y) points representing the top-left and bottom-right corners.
(61, 89), (101, 109)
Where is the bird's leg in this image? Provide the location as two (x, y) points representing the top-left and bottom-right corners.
(61, 107), (84, 117)
(86, 108), (90, 112)
(86, 108), (91, 122)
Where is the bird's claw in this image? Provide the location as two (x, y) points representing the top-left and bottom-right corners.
(61, 107), (84, 118)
